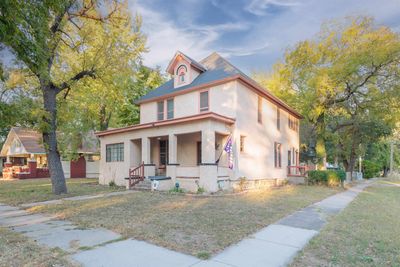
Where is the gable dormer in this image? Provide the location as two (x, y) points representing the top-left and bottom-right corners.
(166, 51), (207, 88)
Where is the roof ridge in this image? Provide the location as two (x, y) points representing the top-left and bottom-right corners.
(200, 52), (246, 75)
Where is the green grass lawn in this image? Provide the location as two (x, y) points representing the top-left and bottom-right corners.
(291, 178), (400, 267)
(0, 227), (76, 267)
(0, 178), (124, 206)
(29, 185), (342, 258)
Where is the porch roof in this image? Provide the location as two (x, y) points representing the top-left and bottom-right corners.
(95, 112), (235, 137)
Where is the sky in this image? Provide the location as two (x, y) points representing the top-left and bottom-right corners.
(129, 0), (400, 74)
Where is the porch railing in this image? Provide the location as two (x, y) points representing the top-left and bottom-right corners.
(128, 162), (145, 188)
(287, 165), (307, 177)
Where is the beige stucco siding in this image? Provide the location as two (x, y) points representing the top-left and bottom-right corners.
(99, 119), (232, 186)
(233, 81), (299, 180)
(139, 102), (156, 124)
(139, 81), (237, 124)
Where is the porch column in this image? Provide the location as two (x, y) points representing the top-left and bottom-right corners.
(200, 128), (218, 192)
(141, 137), (155, 178)
(167, 133), (178, 185)
(201, 129), (215, 164)
(141, 137), (151, 164)
(168, 134), (178, 164)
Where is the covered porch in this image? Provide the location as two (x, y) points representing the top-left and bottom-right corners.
(126, 120), (234, 192)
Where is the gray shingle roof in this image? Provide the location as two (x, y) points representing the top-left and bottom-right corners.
(137, 52), (245, 102)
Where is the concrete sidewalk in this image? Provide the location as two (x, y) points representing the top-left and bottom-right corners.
(20, 190), (135, 208)
(0, 180), (374, 267)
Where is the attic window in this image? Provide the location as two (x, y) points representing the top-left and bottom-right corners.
(176, 65), (187, 84)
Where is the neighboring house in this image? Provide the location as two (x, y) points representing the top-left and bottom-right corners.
(0, 127), (100, 179)
(96, 51), (303, 192)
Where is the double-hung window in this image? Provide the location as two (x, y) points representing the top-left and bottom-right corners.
(106, 143), (124, 162)
(157, 101), (164, 121)
(167, 99), (174, 119)
(157, 99), (174, 120)
(274, 142), (282, 168)
(277, 108), (281, 130)
(200, 91), (209, 112)
(257, 96), (262, 124)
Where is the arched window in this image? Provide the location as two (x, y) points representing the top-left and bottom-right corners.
(176, 65), (187, 84)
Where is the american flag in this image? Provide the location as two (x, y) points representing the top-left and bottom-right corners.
(224, 135), (234, 169)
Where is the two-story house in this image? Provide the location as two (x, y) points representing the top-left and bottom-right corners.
(96, 51), (302, 192)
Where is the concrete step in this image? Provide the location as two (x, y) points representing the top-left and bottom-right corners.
(131, 179), (152, 190)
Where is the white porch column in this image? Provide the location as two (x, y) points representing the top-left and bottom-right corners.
(200, 128), (218, 192)
(168, 134), (178, 164)
(141, 137), (151, 164)
(167, 134), (178, 186)
(201, 128), (216, 164)
(141, 137), (155, 178)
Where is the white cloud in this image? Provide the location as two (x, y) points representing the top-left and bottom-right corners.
(130, 1), (249, 69)
(245, 0), (301, 16)
(219, 42), (270, 57)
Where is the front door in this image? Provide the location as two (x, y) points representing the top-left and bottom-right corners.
(70, 155), (86, 178)
(159, 140), (168, 175)
(197, 141), (202, 165)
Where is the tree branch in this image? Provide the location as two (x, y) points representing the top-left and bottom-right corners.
(57, 69), (96, 92)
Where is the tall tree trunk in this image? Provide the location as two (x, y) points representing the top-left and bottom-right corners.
(42, 86), (67, 194)
(346, 134), (358, 181)
(315, 114), (327, 170)
(99, 103), (111, 131)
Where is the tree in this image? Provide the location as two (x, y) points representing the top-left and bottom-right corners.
(0, 67), (40, 146)
(117, 65), (165, 126)
(254, 17), (400, 173)
(53, 2), (148, 155)
(0, 0), (137, 194)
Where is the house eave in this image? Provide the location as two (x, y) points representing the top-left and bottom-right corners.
(95, 112), (236, 137)
(136, 74), (303, 119)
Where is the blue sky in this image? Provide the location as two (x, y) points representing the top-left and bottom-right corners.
(129, 0), (400, 74)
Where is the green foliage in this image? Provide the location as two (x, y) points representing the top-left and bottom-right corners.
(169, 187), (184, 194)
(116, 65), (166, 126)
(308, 170), (345, 186)
(254, 16), (400, 171)
(108, 181), (117, 187)
(197, 187), (205, 194)
(362, 160), (381, 179)
(197, 252), (211, 260)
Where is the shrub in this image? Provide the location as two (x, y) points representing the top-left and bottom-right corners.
(197, 187), (205, 194)
(308, 170), (346, 186)
(363, 160), (381, 179)
(169, 187), (184, 193)
(109, 180), (116, 187)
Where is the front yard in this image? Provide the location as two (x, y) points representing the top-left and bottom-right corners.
(0, 227), (76, 267)
(0, 178), (124, 206)
(29, 185), (342, 258)
(291, 176), (400, 266)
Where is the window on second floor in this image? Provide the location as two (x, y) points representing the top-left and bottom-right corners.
(167, 99), (174, 119)
(200, 91), (209, 112)
(288, 115), (299, 132)
(277, 107), (281, 130)
(257, 95), (262, 124)
(157, 101), (164, 121)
